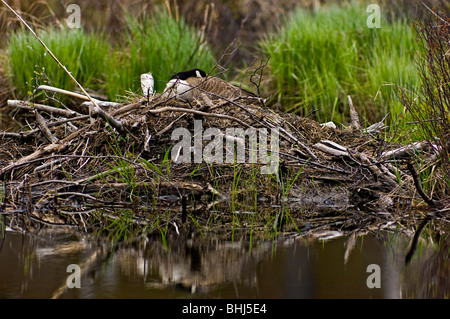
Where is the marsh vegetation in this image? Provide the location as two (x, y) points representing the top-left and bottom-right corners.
(0, 1), (449, 293)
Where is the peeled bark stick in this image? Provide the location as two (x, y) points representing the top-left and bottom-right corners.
(35, 110), (59, 144)
(347, 95), (361, 129)
(81, 101), (122, 108)
(320, 140), (348, 152)
(37, 85), (91, 100)
(313, 143), (349, 157)
(0, 2), (124, 133)
(8, 100), (81, 118)
(36, 86), (124, 131)
(380, 141), (440, 160)
(37, 86), (122, 108)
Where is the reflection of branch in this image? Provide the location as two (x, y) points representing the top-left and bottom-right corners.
(405, 215), (431, 265)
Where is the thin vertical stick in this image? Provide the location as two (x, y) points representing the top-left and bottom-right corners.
(347, 95), (361, 129)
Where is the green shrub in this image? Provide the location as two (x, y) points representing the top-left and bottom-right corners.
(105, 9), (216, 101)
(260, 1), (421, 124)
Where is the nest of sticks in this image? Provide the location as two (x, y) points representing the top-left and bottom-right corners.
(1, 85), (447, 240)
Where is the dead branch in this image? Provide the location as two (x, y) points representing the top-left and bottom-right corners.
(8, 99), (81, 118)
(35, 110), (59, 143)
(0, 131), (33, 139)
(407, 161), (436, 206)
(358, 152), (399, 189)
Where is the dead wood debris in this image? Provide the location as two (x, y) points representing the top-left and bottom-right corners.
(0, 89), (446, 238)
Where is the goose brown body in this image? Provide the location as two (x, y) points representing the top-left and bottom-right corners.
(182, 76), (255, 100)
(162, 68), (255, 101)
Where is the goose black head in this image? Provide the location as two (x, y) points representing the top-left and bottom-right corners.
(171, 68), (207, 81)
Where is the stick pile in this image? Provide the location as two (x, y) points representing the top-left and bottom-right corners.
(1, 83), (441, 235)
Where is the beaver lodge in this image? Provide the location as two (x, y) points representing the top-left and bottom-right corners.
(1, 80), (449, 249)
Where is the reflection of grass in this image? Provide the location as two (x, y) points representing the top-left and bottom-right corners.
(260, 1), (421, 124)
(6, 27), (110, 102)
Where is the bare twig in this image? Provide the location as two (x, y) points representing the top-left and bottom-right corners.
(8, 99), (81, 118)
(35, 110), (59, 143)
(420, 0), (450, 26)
(407, 161), (436, 206)
(249, 57), (270, 97)
(155, 113), (187, 136)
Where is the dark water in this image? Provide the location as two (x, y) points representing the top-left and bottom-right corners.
(0, 227), (446, 299)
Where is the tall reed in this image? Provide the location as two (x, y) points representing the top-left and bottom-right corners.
(260, 1), (421, 124)
(104, 9), (216, 100)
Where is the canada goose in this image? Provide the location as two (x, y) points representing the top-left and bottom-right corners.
(162, 68), (255, 101)
(140, 72), (154, 98)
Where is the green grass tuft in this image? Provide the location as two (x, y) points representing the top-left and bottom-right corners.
(5, 9), (216, 103)
(104, 9), (216, 101)
(260, 1), (421, 124)
(6, 27), (110, 102)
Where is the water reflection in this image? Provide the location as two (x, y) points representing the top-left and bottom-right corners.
(0, 228), (447, 298)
